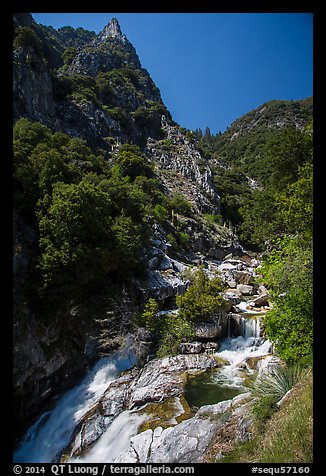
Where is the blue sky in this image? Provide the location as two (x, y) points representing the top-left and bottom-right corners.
(32, 13), (313, 134)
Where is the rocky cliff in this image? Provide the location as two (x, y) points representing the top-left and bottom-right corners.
(146, 119), (220, 214)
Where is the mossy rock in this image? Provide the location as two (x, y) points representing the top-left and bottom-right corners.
(245, 355), (267, 370)
(138, 394), (193, 432)
(213, 356), (230, 366)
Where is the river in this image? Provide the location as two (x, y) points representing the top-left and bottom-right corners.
(13, 307), (272, 463)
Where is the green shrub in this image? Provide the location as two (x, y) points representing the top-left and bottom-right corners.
(53, 74), (98, 104)
(162, 138), (174, 149)
(168, 194), (193, 218)
(111, 212), (145, 270)
(62, 46), (77, 66)
(137, 299), (195, 357)
(140, 298), (159, 332)
(113, 144), (153, 180)
(103, 106), (129, 125)
(131, 106), (153, 125)
(37, 179), (115, 290)
(176, 268), (226, 323)
(152, 204), (169, 223)
(166, 233), (178, 249)
(14, 26), (43, 56)
(156, 313), (195, 358)
(132, 102), (167, 126)
(177, 232), (190, 246)
(261, 236), (313, 363)
(71, 88), (97, 104)
(203, 213), (224, 225)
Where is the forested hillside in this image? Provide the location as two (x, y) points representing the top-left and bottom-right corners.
(193, 98), (312, 248)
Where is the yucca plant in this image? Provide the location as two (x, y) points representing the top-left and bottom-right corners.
(254, 364), (309, 403)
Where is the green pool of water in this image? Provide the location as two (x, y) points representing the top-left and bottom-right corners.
(185, 369), (243, 408)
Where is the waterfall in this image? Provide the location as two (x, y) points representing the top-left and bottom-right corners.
(243, 316), (261, 339)
(240, 316), (246, 337)
(13, 341), (137, 463)
(256, 317), (261, 338)
(214, 336), (272, 388)
(69, 410), (147, 463)
(214, 306), (269, 388)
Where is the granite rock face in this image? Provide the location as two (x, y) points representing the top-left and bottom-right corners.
(113, 392), (253, 463)
(13, 310), (90, 443)
(194, 321), (224, 339)
(13, 43), (57, 128)
(13, 212), (91, 442)
(128, 354), (219, 408)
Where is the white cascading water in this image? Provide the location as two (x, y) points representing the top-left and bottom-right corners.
(214, 336), (271, 387)
(13, 341), (137, 463)
(242, 315), (261, 339)
(69, 410), (147, 463)
(214, 308), (272, 388)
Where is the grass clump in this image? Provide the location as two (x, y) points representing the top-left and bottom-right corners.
(254, 364), (308, 402)
(218, 370), (313, 463)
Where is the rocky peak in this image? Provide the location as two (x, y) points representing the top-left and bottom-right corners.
(67, 17), (141, 76)
(98, 17), (126, 43)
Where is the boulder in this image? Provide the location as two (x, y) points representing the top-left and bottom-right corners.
(233, 270), (254, 285)
(226, 278), (237, 288)
(251, 293), (269, 307)
(227, 313), (244, 337)
(249, 258), (261, 267)
(129, 354), (218, 408)
(148, 249), (174, 271)
(236, 284), (254, 296)
(141, 268), (188, 301)
(194, 322), (223, 339)
(202, 342), (220, 352)
(157, 255), (174, 271)
(223, 291), (242, 305)
(244, 355), (265, 370)
(258, 285), (268, 295)
(217, 262), (237, 272)
(221, 299), (233, 312)
(178, 342), (202, 354)
(148, 256), (160, 270)
(114, 415), (221, 463)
